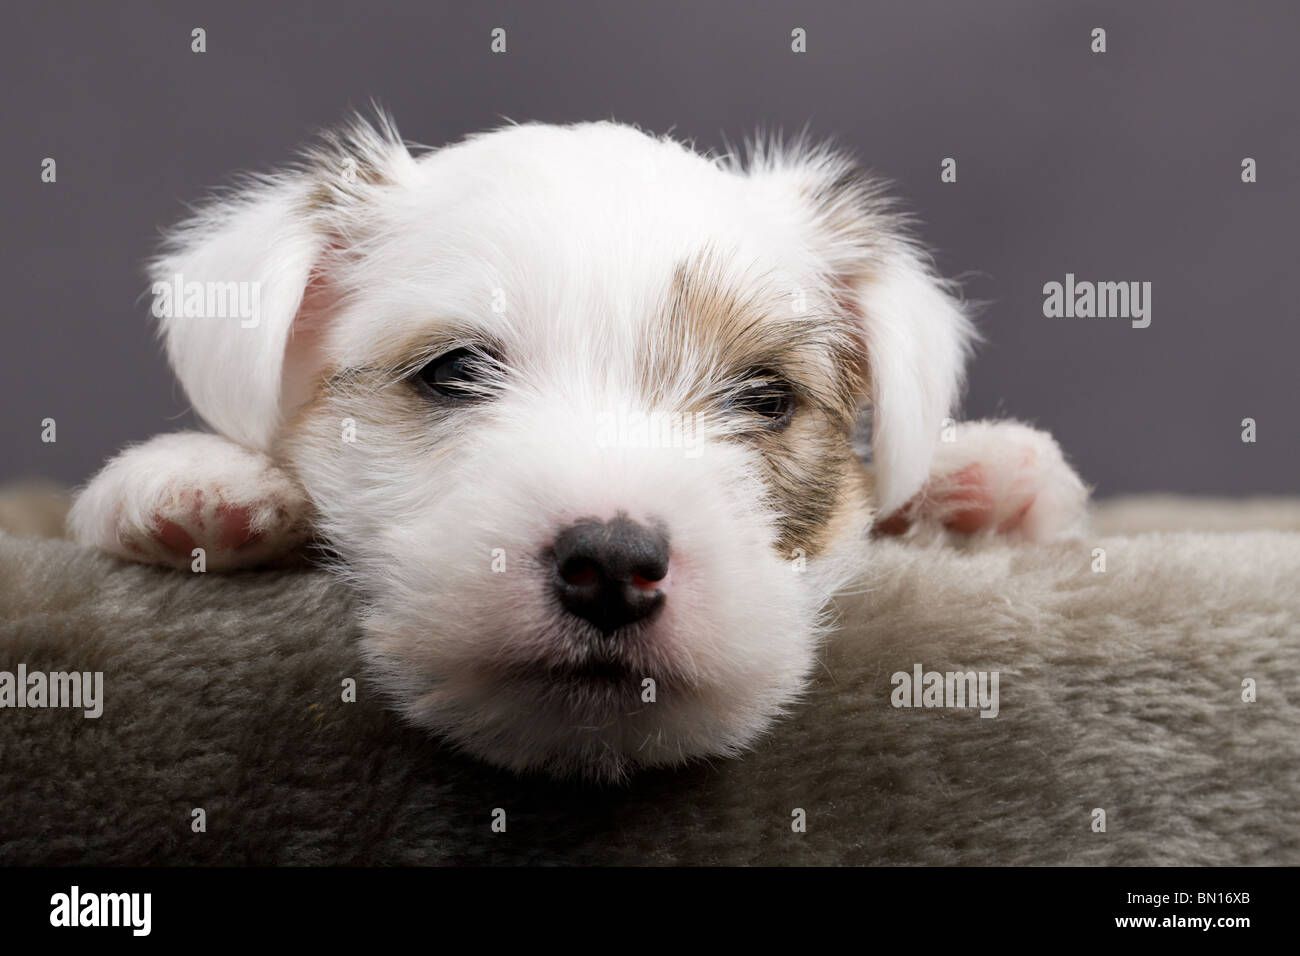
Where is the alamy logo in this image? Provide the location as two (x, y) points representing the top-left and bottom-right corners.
(50, 886), (151, 936)
(151, 272), (262, 328)
(0, 665), (103, 718)
(1042, 273), (1151, 328)
(891, 663), (999, 718)
(595, 407), (704, 458)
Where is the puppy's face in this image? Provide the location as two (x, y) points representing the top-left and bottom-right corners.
(157, 119), (973, 779)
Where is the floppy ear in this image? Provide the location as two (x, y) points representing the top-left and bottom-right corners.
(150, 114), (412, 452)
(744, 141), (977, 515)
(850, 245), (976, 514)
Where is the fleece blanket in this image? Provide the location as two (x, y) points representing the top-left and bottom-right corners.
(0, 496), (1297, 865)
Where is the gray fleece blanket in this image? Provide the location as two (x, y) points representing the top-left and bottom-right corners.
(1, 497), (1297, 865)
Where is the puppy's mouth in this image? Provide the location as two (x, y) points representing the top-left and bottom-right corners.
(483, 653), (644, 720)
(537, 620), (651, 681)
(543, 656), (633, 683)
(488, 621), (657, 700)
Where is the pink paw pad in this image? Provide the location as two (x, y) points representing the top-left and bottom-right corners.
(876, 461), (1038, 537)
(147, 496), (263, 559)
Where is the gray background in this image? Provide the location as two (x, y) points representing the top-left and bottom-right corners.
(3, 0), (1296, 497)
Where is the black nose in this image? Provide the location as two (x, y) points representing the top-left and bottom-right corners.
(552, 515), (669, 635)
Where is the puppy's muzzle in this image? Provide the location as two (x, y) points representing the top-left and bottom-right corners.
(552, 515), (669, 635)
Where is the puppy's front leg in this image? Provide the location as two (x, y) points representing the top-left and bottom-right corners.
(69, 432), (311, 571)
(875, 420), (1089, 542)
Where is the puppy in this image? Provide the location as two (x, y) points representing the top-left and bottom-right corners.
(70, 115), (1087, 780)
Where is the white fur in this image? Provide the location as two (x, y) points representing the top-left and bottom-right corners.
(71, 115), (1084, 780)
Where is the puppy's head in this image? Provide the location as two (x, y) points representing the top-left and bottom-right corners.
(154, 116), (973, 780)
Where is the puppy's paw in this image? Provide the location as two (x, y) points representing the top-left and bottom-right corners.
(875, 420), (1089, 542)
(68, 432), (312, 571)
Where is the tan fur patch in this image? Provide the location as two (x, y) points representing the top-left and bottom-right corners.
(648, 251), (872, 556)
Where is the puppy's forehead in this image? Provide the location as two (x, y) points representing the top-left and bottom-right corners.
(329, 123), (828, 369)
(400, 122), (791, 253)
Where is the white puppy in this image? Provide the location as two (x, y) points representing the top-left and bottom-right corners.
(70, 115), (1087, 780)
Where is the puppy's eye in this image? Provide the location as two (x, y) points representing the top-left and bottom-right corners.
(415, 347), (492, 400)
(728, 370), (797, 427)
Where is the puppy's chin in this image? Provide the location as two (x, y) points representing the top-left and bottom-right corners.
(356, 546), (821, 785)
